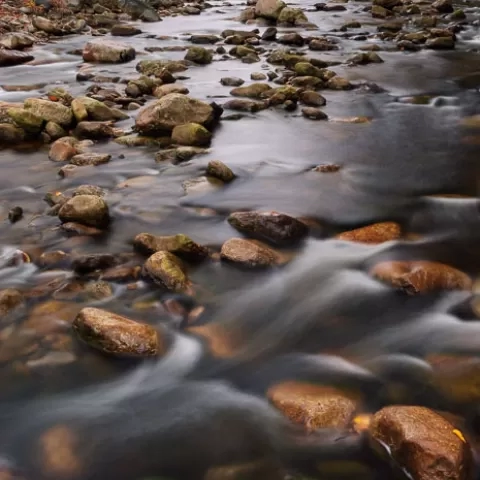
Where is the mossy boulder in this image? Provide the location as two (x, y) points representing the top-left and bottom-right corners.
(142, 251), (189, 292)
(206, 160), (235, 182)
(134, 233), (209, 261)
(185, 46), (213, 65)
(294, 62), (322, 77)
(8, 108), (44, 134)
(24, 98), (73, 127)
(172, 122), (212, 146)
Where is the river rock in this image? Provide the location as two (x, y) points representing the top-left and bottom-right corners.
(228, 211), (308, 246)
(190, 34), (220, 44)
(135, 93), (216, 135)
(0, 49), (34, 67)
(327, 76), (353, 90)
(0, 288), (24, 319)
(0, 123), (25, 144)
(58, 195), (110, 229)
(277, 7), (309, 26)
(255, 0), (286, 20)
(302, 107), (328, 120)
(0, 32), (35, 50)
(230, 83), (272, 99)
(426, 37), (455, 49)
(206, 160), (235, 182)
(111, 24), (142, 36)
(24, 98), (73, 127)
(223, 98), (268, 112)
(369, 260), (472, 294)
(221, 77), (245, 87)
(153, 83), (189, 98)
(136, 59), (188, 75)
(171, 122), (211, 146)
(49, 137), (78, 162)
(82, 40), (136, 63)
(142, 251), (189, 292)
(373, 0), (400, 9)
(70, 153), (112, 166)
(336, 222), (401, 244)
(299, 90), (326, 107)
(74, 121), (115, 139)
(369, 406), (472, 480)
(220, 238), (277, 268)
(72, 97), (127, 122)
(71, 253), (118, 274)
(185, 46), (213, 64)
(32, 16), (63, 35)
(73, 307), (162, 357)
(268, 382), (359, 431)
(134, 233), (208, 261)
(7, 108), (44, 134)
(432, 0), (453, 13)
(45, 122), (67, 140)
(349, 52), (384, 65)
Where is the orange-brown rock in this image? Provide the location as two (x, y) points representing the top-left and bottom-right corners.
(73, 307), (163, 357)
(369, 406), (472, 480)
(267, 382), (360, 431)
(38, 425), (82, 479)
(0, 288), (23, 319)
(427, 354), (480, 404)
(335, 222), (401, 244)
(369, 260), (472, 294)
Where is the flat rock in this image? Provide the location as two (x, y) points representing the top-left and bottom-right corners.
(82, 40), (136, 63)
(336, 222), (401, 244)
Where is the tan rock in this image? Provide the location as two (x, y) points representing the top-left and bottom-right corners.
(267, 382), (359, 431)
(82, 40), (136, 63)
(133, 233), (208, 261)
(220, 238), (278, 268)
(48, 137), (78, 162)
(73, 307), (162, 357)
(0, 288), (23, 319)
(369, 406), (472, 480)
(369, 260), (472, 294)
(58, 195), (110, 229)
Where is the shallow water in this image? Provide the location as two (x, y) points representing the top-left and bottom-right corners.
(0, 0), (479, 478)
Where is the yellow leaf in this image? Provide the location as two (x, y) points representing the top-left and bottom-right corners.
(453, 429), (466, 443)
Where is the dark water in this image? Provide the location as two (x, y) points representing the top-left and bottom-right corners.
(0, 0), (480, 478)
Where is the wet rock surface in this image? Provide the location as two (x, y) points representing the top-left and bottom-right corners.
(0, 0), (479, 477)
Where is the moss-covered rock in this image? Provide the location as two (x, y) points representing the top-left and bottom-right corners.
(134, 233), (209, 261)
(230, 83), (273, 99)
(136, 59), (188, 75)
(58, 195), (110, 229)
(294, 62), (322, 77)
(277, 7), (309, 25)
(142, 251), (189, 292)
(171, 122), (212, 146)
(72, 97), (128, 122)
(206, 160), (235, 182)
(8, 108), (44, 134)
(185, 46), (213, 65)
(24, 98), (73, 127)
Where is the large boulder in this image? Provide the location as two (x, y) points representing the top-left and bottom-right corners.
(24, 98), (73, 127)
(73, 307), (162, 357)
(255, 0), (286, 20)
(82, 40), (136, 63)
(135, 93), (216, 136)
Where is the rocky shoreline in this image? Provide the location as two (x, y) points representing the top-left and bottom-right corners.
(0, 0), (479, 478)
